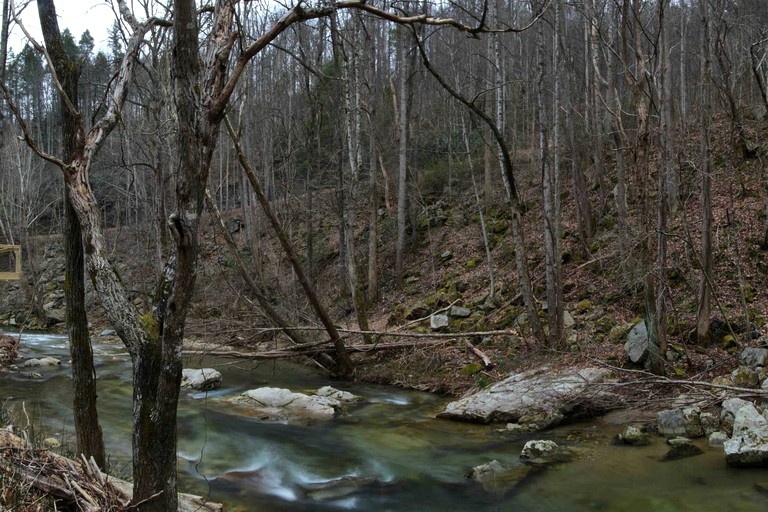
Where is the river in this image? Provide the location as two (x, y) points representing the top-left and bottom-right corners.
(2, 331), (768, 511)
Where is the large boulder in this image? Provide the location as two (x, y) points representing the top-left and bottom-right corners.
(227, 386), (360, 422)
(181, 368), (222, 391)
(724, 403), (768, 467)
(438, 366), (612, 430)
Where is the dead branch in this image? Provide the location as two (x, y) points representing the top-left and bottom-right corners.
(0, 430), (223, 511)
(600, 362), (768, 397)
(466, 342), (494, 369)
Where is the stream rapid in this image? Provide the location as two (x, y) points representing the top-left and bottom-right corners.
(3, 331), (768, 511)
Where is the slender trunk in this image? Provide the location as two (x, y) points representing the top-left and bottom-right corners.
(414, 33), (545, 344)
(697, 0), (713, 344)
(37, 0), (105, 470)
(395, 23), (410, 288)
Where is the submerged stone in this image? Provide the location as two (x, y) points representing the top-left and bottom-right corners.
(467, 460), (535, 494)
(616, 425), (650, 446)
(662, 437), (703, 461)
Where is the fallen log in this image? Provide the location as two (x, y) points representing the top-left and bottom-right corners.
(184, 338), (454, 360)
(0, 429), (222, 511)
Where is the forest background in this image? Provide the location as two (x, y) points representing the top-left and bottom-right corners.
(1, 0), (768, 509)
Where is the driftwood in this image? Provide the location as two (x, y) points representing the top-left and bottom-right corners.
(0, 430), (222, 511)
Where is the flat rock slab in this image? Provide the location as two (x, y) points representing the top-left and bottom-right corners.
(438, 366), (611, 429)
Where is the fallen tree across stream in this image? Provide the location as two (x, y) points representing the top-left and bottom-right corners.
(184, 327), (518, 361)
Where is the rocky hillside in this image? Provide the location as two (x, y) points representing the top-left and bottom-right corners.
(1, 121), (768, 398)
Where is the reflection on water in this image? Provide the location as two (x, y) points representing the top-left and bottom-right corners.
(2, 331), (768, 511)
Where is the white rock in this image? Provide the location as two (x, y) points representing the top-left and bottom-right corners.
(520, 440), (559, 460)
(181, 368), (222, 391)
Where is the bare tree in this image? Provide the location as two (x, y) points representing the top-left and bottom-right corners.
(36, 0), (105, 468)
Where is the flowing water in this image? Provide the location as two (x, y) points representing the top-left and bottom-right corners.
(3, 331), (768, 511)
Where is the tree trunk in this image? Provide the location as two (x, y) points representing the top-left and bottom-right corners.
(395, 21), (410, 288)
(697, 0), (713, 344)
(37, 0), (105, 470)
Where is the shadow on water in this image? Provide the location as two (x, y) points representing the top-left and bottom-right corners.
(3, 331), (768, 511)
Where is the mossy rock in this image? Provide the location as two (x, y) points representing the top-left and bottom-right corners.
(575, 299), (592, 314)
(595, 316), (616, 334)
(607, 323), (632, 344)
(461, 362), (484, 376)
(667, 268), (685, 285)
(491, 220), (509, 234)
(744, 283), (756, 303)
(495, 305), (521, 330)
(711, 375), (733, 387)
(721, 334), (740, 353)
(465, 258), (480, 269)
(404, 304), (430, 321)
(731, 366), (760, 388)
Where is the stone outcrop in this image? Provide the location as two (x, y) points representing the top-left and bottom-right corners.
(438, 366), (612, 430)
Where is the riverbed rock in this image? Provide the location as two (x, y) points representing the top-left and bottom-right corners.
(315, 386), (361, 403)
(721, 398), (754, 435)
(438, 366), (612, 429)
(657, 407), (704, 438)
(228, 387), (358, 422)
(700, 412), (720, 436)
(724, 403), (768, 467)
(616, 425), (650, 446)
(19, 357), (60, 368)
(181, 368), (222, 391)
(301, 475), (384, 501)
(731, 366), (760, 388)
(450, 305), (471, 318)
(520, 440), (559, 460)
(708, 431), (728, 447)
(467, 460), (534, 494)
(662, 437), (703, 461)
